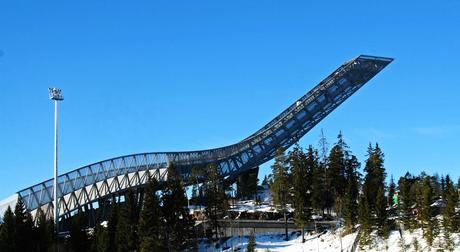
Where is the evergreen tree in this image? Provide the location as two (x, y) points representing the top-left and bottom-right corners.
(138, 177), (163, 252)
(35, 207), (54, 252)
(190, 166), (205, 207)
(269, 147), (289, 241)
(343, 155), (360, 231)
(358, 195), (371, 247)
(289, 144), (313, 243)
(69, 212), (90, 252)
(0, 206), (15, 252)
(362, 143), (387, 237)
(203, 163), (228, 241)
(327, 132), (348, 216)
(246, 230), (256, 252)
(388, 175), (396, 207)
(116, 190), (139, 252)
(443, 174), (458, 250)
(317, 129), (332, 215)
(420, 177), (435, 247)
(92, 222), (109, 252)
(107, 201), (119, 252)
(375, 186), (389, 238)
(14, 198), (34, 252)
(398, 172), (416, 230)
(310, 149), (325, 215)
(441, 175), (446, 200)
(261, 175), (270, 186)
(162, 163), (196, 250)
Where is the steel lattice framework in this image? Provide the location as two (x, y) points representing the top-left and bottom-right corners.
(15, 55), (392, 220)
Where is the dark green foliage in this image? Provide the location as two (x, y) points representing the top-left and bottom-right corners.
(310, 153), (326, 215)
(361, 143), (387, 237)
(289, 144), (313, 243)
(388, 175), (396, 207)
(326, 132), (348, 215)
(35, 208), (54, 252)
(343, 155), (360, 231)
(0, 206), (15, 251)
(262, 175), (270, 186)
(116, 190), (139, 252)
(138, 177), (163, 252)
(106, 202), (119, 252)
(237, 169), (258, 200)
(375, 186), (389, 238)
(419, 177), (435, 246)
(358, 195), (371, 246)
(317, 130), (333, 214)
(269, 148), (289, 240)
(190, 166), (205, 207)
(246, 230), (256, 252)
(398, 172), (417, 230)
(203, 163), (228, 241)
(362, 143), (386, 212)
(92, 222), (109, 252)
(14, 198), (35, 251)
(162, 163), (196, 250)
(443, 174), (458, 250)
(69, 212), (90, 252)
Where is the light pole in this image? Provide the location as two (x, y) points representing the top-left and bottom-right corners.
(48, 87), (63, 234)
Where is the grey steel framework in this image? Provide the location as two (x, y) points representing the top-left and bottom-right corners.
(17, 55), (393, 220)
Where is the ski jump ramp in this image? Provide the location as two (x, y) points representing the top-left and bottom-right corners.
(1, 55), (392, 220)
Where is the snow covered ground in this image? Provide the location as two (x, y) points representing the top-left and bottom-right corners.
(357, 229), (460, 252)
(199, 229), (357, 252)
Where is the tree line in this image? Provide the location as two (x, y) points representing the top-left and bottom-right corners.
(0, 162), (231, 252)
(268, 130), (460, 250)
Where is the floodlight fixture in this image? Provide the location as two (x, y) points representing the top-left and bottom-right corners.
(48, 87), (64, 101)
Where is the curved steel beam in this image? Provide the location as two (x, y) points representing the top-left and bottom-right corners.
(15, 55), (393, 219)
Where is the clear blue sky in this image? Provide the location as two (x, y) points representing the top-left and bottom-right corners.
(1, 1), (459, 199)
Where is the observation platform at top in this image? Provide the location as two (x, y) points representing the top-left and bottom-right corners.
(0, 55), (393, 220)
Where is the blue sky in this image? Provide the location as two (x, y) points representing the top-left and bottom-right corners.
(1, 1), (459, 199)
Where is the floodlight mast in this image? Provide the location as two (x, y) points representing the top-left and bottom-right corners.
(48, 88), (63, 235)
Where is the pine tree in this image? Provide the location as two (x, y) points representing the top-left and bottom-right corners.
(92, 222), (109, 252)
(116, 190), (139, 252)
(441, 175), (446, 200)
(358, 195), (371, 247)
(270, 147), (289, 241)
(14, 198), (34, 251)
(362, 143), (387, 237)
(203, 163), (228, 241)
(327, 132), (348, 216)
(246, 230), (256, 252)
(262, 175), (269, 186)
(398, 172), (416, 230)
(289, 144), (313, 243)
(0, 206), (15, 251)
(35, 208), (54, 252)
(443, 175), (457, 250)
(107, 201), (119, 252)
(310, 149), (325, 215)
(388, 175), (396, 207)
(69, 212), (90, 252)
(190, 166), (205, 206)
(317, 129), (332, 215)
(343, 155), (360, 232)
(138, 177), (163, 252)
(163, 163), (196, 250)
(420, 177), (434, 247)
(375, 186), (389, 238)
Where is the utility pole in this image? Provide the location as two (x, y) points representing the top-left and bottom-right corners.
(48, 88), (63, 237)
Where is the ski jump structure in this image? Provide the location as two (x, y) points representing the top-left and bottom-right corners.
(2, 55), (392, 220)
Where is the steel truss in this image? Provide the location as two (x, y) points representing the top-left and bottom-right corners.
(16, 55), (393, 220)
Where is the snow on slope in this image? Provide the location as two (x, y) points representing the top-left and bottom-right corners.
(199, 229), (357, 252)
(357, 229), (460, 252)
